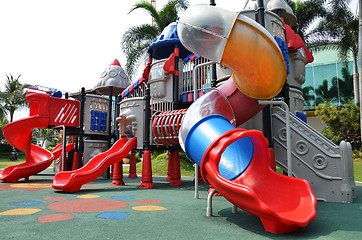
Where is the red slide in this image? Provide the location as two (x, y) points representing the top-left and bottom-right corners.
(0, 115), (54, 182)
(0, 91), (80, 183)
(200, 129), (316, 234)
(52, 137), (137, 192)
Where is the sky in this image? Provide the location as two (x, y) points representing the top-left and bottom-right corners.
(0, 0), (359, 120)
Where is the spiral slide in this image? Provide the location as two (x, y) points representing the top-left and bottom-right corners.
(0, 115), (54, 182)
(52, 137), (137, 192)
(177, 5), (316, 233)
(0, 92), (77, 183)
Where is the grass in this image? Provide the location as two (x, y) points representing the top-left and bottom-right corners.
(123, 151), (195, 177)
(353, 156), (362, 181)
(0, 152), (26, 169)
(2, 150), (362, 182)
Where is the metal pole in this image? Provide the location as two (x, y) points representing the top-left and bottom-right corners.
(258, 100), (292, 177)
(144, 84), (151, 150)
(173, 43), (180, 110)
(257, 0), (265, 27)
(208, 0), (217, 91)
(61, 125), (66, 171)
(194, 163), (199, 199)
(206, 188), (217, 216)
(108, 86), (113, 148)
(78, 87), (85, 168)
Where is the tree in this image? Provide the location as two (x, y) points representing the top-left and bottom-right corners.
(287, 0), (327, 43)
(308, 0), (359, 104)
(311, 67), (354, 105)
(0, 74), (29, 122)
(121, 0), (189, 80)
(0, 101), (6, 122)
(33, 128), (61, 147)
(302, 85), (315, 107)
(314, 79), (336, 104)
(331, 67), (354, 104)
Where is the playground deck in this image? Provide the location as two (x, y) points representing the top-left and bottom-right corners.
(1, 168), (362, 240)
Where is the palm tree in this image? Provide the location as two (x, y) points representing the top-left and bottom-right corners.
(121, 0), (189, 80)
(332, 66), (354, 104)
(312, 66), (354, 106)
(0, 100), (6, 122)
(302, 85), (316, 107)
(0, 74), (29, 122)
(287, 0), (327, 43)
(315, 79), (336, 104)
(307, 0), (359, 104)
(33, 128), (60, 147)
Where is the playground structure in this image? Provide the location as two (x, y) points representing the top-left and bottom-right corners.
(0, 0), (357, 234)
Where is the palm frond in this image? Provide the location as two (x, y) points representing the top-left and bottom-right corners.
(129, 0), (160, 23)
(122, 0), (189, 80)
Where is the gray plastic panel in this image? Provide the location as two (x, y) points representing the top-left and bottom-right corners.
(83, 140), (109, 179)
(83, 94), (110, 136)
(118, 97), (145, 150)
(272, 106), (356, 203)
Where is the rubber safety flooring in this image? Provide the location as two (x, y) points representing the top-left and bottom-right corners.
(1, 168), (362, 240)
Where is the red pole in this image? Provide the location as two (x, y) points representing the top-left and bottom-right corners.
(140, 150), (154, 188)
(112, 161), (125, 185)
(72, 151), (79, 170)
(166, 151), (172, 181)
(128, 151), (138, 178)
(170, 151), (182, 186)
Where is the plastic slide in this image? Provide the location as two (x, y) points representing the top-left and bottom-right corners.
(0, 91), (80, 183)
(0, 119), (75, 183)
(177, 5), (316, 233)
(52, 137), (137, 192)
(0, 113), (54, 183)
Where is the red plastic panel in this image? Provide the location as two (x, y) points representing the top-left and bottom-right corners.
(49, 97), (80, 127)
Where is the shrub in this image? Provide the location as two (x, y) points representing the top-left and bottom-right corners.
(316, 101), (360, 149)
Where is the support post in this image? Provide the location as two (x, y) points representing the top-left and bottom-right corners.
(207, 188), (218, 217)
(173, 44), (180, 110)
(170, 151), (182, 186)
(78, 87), (85, 168)
(61, 125), (66, 171)
(166, 151), (172, 181)
(128, 151), (138, 178)
(72, 137), (79, 170)
(257, 0), (265, 27)
(140, 150), (154, 189)
(140, 82), (154, 189)
(112, 161), (125, 186)
(194, 163), (199, 199)
(108, 86), (113, 148)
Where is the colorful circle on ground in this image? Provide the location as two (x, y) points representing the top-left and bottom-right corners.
(112, 195), (135, 200)
(97, 212), (130, 220)
(9, 201), (44, 207)
(43, 197), (67, 201)
(132, 205), (167, 211)
(10, 183), (52, 188)
(47, 199), (128, 212)
(133, 200), (163, 204)
(38, 213), (75, 223)
(0, 208), (42, 215)
(77, 194), (100, 199)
